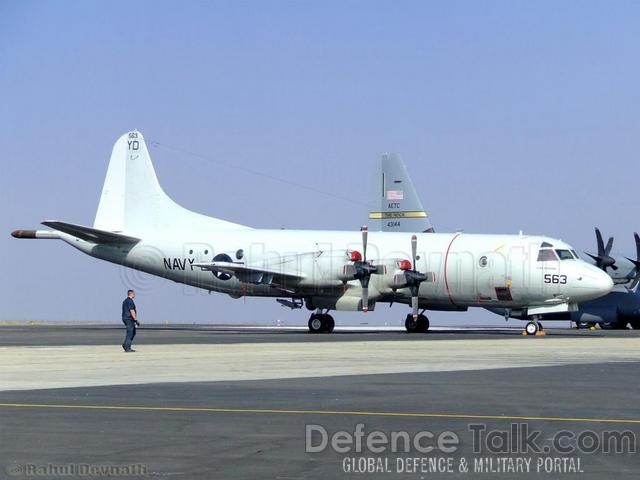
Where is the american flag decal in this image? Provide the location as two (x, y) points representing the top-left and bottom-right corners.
(386, 190), (404, 200)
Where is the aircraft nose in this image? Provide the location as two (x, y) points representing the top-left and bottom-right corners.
(575, 264), (613, 301)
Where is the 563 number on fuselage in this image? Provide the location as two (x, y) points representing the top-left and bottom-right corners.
(544, 274), (567, 285)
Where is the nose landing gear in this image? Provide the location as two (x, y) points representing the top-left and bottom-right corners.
(524, 317), (545, 336)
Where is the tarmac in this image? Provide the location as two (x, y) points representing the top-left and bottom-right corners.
(1, 325), (639, 479)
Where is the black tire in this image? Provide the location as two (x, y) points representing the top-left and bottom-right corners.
(308, 315), (324, 333)
(406, 314), (429, 333)
(576, 321), (596, 329)
(630, 321), (640, 330)
(405, 314), (419, 333)
(602, 321), (627, 330)
(417, 314), (430, 333)
(324, 316), (335, 333)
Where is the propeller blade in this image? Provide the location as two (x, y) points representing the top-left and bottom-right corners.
(411, 234), (417, 269)
(595, 228), (605, 255)
(624, 256), (640, 268)
(626, 261), (640, 290)
(585, 252), (599, 262)
(361, 225), (368, 263)
(590, 228), (617, 271)
(625, 232), (640, 290)
(604, 236), (614, 256)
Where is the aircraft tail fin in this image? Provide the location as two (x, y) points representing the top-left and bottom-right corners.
(368, 153), (433, 233)
(93, 131), (250, 235)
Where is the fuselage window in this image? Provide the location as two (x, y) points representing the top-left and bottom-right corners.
(555, 249), (574, 260)
(537, 249), (558, 262)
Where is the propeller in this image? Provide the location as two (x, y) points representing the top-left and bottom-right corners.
(351, 226), (379, 312)
(624, 232), (640, 289)
(586, 227), (618, 271)
(401, 234), (429, 319)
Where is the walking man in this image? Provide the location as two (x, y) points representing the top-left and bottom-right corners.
(122, 289), (139, 352)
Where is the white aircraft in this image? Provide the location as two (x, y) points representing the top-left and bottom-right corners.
(12, 131), (613, 335)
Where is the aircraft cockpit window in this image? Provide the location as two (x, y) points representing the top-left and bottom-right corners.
(555, 249), (574, 260)
(571, 250), (580, 259)
(540, 242), (554, 248)
(537, 249), (558, 261)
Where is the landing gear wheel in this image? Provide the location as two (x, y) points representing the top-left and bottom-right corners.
(324, 316), (335, 333)
(630, 321), (640, 330)
(578, 321), (596, 329)
(308, 314), (335, 333)
(417, 314), (429, 333)
(308, 314), (324, 333)
(525, 321), (539, 336)
(405, 314), (429, 333)
(602, 321), (627, 330)
(405, 314), (419, 333)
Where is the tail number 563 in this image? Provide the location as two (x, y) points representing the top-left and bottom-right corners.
(544, 274), (567, 284)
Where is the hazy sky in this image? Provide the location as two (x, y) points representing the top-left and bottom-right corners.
(2, 1), (639, 326)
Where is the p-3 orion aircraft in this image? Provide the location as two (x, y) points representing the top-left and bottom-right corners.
(372, 154), (640, 331)
(11, 131), (613, 335)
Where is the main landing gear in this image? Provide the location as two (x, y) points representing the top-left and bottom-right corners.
(308, 311), (335, 333)
(524, 317), (544, 336)
(405, 313), (430, 333)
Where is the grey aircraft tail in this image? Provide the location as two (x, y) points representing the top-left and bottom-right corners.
(368, 153), (434, 233)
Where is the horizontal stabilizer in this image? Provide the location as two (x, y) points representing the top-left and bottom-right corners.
(41, 221), (140, 245)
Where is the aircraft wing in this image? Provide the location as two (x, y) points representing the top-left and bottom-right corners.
(192, 261), (306, 286)
(41, 221), (141, 245)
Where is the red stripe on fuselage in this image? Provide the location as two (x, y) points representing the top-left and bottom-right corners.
(443, 233), (462, 305)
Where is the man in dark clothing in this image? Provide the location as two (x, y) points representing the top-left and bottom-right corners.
(122, 289), (139, 352)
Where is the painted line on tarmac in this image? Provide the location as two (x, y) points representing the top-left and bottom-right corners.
(0, 403), (638, 425)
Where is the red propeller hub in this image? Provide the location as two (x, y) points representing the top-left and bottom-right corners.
(398, 259), (412, 271)
(350, 250), (363, 262)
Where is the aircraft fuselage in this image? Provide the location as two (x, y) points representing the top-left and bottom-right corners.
(59, 228), (612, 312)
